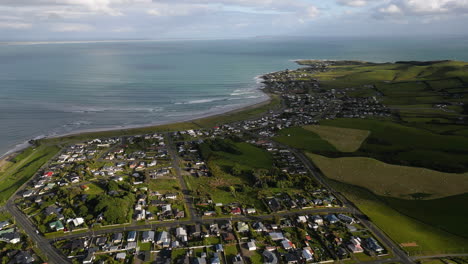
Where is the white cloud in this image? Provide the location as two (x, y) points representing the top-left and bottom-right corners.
(147, 3), (214, 16)
(379, 4), (401, 14)
(0, 22), (32, 29)
(337, 0), (372, 7)
(306, 6), (319, 18)
(378, 0), (468, 16)
(51, 23), (94, 32)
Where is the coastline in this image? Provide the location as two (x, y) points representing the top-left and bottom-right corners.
(0, 83), (274, 160)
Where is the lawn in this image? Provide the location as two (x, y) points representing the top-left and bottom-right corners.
(84, 182), (105, 195)
(303, 125), (370, 152)
(224, 244), (240, 263)
(329, 180), (468, 256)
(307, 153), (468, 199)
(147, 179), (180, 192)
(0, 145), (60, 205)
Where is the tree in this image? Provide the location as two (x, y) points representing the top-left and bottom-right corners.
(107, 181), (120, 192)
(229, 186), (236, 197)
(231, 164), (242, 176)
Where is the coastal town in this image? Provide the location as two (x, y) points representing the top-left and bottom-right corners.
(0, 61), (438, 264)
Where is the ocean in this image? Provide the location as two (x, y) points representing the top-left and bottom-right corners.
(1, 36), (468, 157)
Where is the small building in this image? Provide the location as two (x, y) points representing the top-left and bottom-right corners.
(281, 239), (293, 250)
(112, 233), (123, 244)
(115, 252), (126, 260)
(366, 237), (384, 253)
(247, 240), (256, 251)
(141, 230), (155, 243)
(269, 232), (284, 241)
(263, 250), (278, 264)
(215, 244), (224, 252)
(324, 214), (340, 224)
(127, 231), (137, 242)
(237, 222), (249, 233)
(302, 247), (314, 262)
(49, 220), (64, 231)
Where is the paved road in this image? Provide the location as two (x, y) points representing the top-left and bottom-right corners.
(284, 145), (415, 264)
(48, 207), (353, 242)
(7, 200), (71, 264)
(2, 146), (71, 263)
(165, 132), (199, 222)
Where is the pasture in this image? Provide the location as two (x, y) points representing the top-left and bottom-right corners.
(303, 125), (370, 152)
(307, 153), (468, 199)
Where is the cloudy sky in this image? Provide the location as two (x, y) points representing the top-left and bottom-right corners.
(0, 0), (467, 40)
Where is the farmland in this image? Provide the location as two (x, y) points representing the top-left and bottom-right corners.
(319, 118), (468, 173)
(274, 127), (338, 153)
(303, 125), (370, 152)
(307, 153), (468, 199)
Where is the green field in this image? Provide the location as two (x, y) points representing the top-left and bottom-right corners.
(274, 127), (338, 153)
(320, 118), (468, 173)
(382, 193), (468, 238)
(329, 180), (468, 255)
(299, 60), (468, 136)
(0, 145), (60, 205)
(303, 125), (370, 152)
(307, 153), (468, 199)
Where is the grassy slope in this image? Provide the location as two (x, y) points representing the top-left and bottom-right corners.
(307, 153), (468, 199)
(303, 125), (370, 152)
(0, 145), (60, 204)
(320, 118), (468, 173)
(329, 180), (468, 255)
(273, 127), (338, 153)
(382, 193), (468, 238)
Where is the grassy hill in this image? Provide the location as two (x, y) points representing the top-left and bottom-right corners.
(382, 193), (468, 238)
(303, 125), (370, 152)
(320, 118), (468, 173)
(307, 153), (468, 199)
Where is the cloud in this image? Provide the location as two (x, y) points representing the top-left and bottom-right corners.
(50, 23), (94, 32)
(379, 4), (402, 14)
(378, 0), (468, 16)
(337, 0), (373, 7)
(147, 3), (213, 16)
(0, 22), (32, 29)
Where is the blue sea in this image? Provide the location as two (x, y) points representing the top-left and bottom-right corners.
(1, 36), (468, 157)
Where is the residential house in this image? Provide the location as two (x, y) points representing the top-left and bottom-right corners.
(365, 237), (384, 253)
(237, 222), (249, 233)
(141, 230), (155, 243)
(127, 231), (137, 242)
(302, 247), (314, 262)
(347, 237), (364, 253)
(112, 233), (123, 244)
(269, 232), (285, 241)
(263, 250), (278, 264)
(247, 240), (256, 251)
(156, 231), (171, 247)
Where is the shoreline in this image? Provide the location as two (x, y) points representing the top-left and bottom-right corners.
(0, 85), (273, 160)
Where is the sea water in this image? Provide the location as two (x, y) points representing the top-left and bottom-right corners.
(1, 36), (468, 156)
